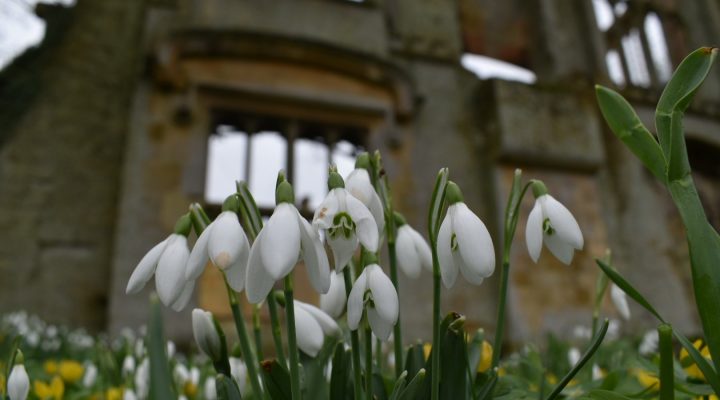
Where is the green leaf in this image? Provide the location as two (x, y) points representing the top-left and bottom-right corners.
(440, 314), (469, 400)
(674, 330), (720, 394)
(545, 319), (609, 400)
(389, 371), (409, 400)
(594, 85), (666, 182)
(261, 360), (292, 400)
(427, 168), (449, 243)
(301, 336), (338, 399)
(216, 374), (243, 400)
(397, 369), (427, 400)
(595, 259), (665, 323)
(476, 372), (497, 400)
(586, 389), (633, 400)
(656, 47), (718, 180)
(657, 324), (674, 400)
(147, 296), (176, 399)
(404, 343), (426, 381)
(329, 343), (352, 400)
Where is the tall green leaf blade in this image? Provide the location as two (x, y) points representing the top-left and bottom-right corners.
(216, 374), (243, 400)
(440, 315), (469, 400)
(261, 360), (292, 400)
(147, 296), (176, 399)
(674, 330), (720, 394)
(595, 260), (665, 323)
(329, 343), (352, 400)
(397, 369), (427, 400)
(389, 371), (409, 400)
(586, 389), (633, 400)
(595, 85), (666, 182)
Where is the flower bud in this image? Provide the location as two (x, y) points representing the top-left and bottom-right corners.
(192, 309), (223, 362)
(8, 350), (30, 400)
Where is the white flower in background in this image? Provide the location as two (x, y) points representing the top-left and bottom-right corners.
(192, 309), (223, 362)
(606, 319), (621, 341)
(345, 155), (385, 239)
(122, 355), (136, 377)
(186, 196), (250, 292)
(82, 363), (97, 387)
(394, 213), (432, 279)
(8, 352), (29, 400)
(204, 377), (217, 400)
(610, 284), (631, 320)
(525, 182), (583, 265)
(313, 171), (379, 271)
(166, 341), (176, 359)
(229, 357), (249, 395)
(592, 364), (604, 380)
(135, 358), (149, 399)
(567, 347), (581, 366)
(320, 272), (347, 318)
(124, 389), (138, 400)
(572, 325), (592, 340)
(437, 182), (495, 288)
(294, 300), (342, 357)
(639, 329), (659, 356)
(347, 264), (399, 341)
(246, 180), (330, 304)
(126, 214), (194, 311)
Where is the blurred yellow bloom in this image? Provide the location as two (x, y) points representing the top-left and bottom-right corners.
(44, 360), (59, 376)
(184, 381), (199, 397)
(106, 387), (123, 400)
(34, 376), (64, 400)
(680, 339), (712, 380)
(423, 343), (432, 361)
(634, 369), (659, 389)
(497, 367), (507, 377)
(0, 374), (5, 396)
(59, 360), (84, 383)
(546, 373), (558, 385)
(477, 341), (493, 373)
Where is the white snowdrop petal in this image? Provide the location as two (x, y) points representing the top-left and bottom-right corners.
(347, 270), (369, 330)
(345, 193), (379, 252)
(455, 248), (485, 286)
(543, 232), (575, 265)
(170, 280), (195, 312)
(396, 226), (422, 279)
(452, 203), (495, 278)
(367, 307), (393, 341)
(245, 230), (277, 304)
(320, 272), (347, 318)
(186, 222), (212, 280)
(610, 284), (631, 320)
(327, 233), (358, 271)
(313, 189), (340, 230)
(526, 201), (544, 263)
(542, 195), (583, 250)
(296, 301), (341, 337)
(409, 226), (433, 273)
(294, 304), (325, 357)
(297, 211), (330, 294)
(127, 237), (169, 294)
(224, 254), (248, 293)
(367, 265), (399, 325)
(155, 235), (190, 307)
(261, 204), (301, 280)
(208, 212), (245, 270)
(437, 214), (458, 289)
(8, 365), (29, 400)
(345, 169), (374, 205)
(368, 190), (386, 238)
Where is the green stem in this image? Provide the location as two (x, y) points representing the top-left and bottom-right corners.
(344, 267), (363, 400)
(376, 337), (383, 373)
(431, 244), (441, 400)
(284, 274), (302, 400)
(252, 304), (264, 362)
(658, 324), (674, 400)
(492, 256), (510, 368)
(267, 294), (287, 367)
(366, 325), (374, 400)
(388, 241), (404, 377)
(226, 283), (264, 398)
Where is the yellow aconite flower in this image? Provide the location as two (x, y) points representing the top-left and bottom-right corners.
(34, 376), (64, 400)
(497, 367), (507, 377)
(477, 341), (493, 373)
(106, 387), (123, 400)
(423, 343), (432, 361)
(0, 374), (5, 396)
(59, 360), (84, 383)
(44, 360), (59, 375)
(184, 381), (199, 397)
(680, 339), (712, 380)
(546, 374), (558, 385)
(634, 369), (659, 389)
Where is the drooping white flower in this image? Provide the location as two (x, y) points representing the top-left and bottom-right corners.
(8, 356), (29, 400)
(347, 264), (399, 341)
(394, 215), (432, 279)
(525, 182), (583, 265)
(135, 358), (149, 399)
(204, 377), (217, 400)
(229, 357), (248, 395)
(313, 171), (379, 270)
(122, 355), (136, 377)
(192, 308), (223, 362)
(345, 159), (385, 238)
(320, 271), (347, 318)
(437, 182), (495, 288)
(638, 329), (659, 356)
(245, 180), (331, 304)
(82, 363), (98, 388)
(294, 300), (342, 357)
(126, 220), (194, 311)
(610, 284), (631, 320)
(186, 196), (250, 292)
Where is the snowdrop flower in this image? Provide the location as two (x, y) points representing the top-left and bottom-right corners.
(8, 351), (29, 400)
(437, 182), (495, 288)
(82, 363), (97, 387)
(345, 153), (385, 238)
(610, 284), (631, 320)
(320, 272), (347, 318)
(204, 377), (217, 400)
(124, 389), (138, 400)
(135, 358), (149, 399)
(313, 170), (379, 271)
(606, 319), (621, 341)
(192, 308), (224, 363)
(294, 300), (342, 357)
(229, 357), (248, 395)
(525, 181), (583, 265)
(246, 179), (330, 303)
(592, 364), (605, 380)
(347, 263), (399, 341)
(638, 330), (659, 356)
(122, 355), (136, 377)
(126, 214), (194, 310)
(186, 196), (250, 292)
(394, 212), (432, 279)
(567, 347), (581, 366)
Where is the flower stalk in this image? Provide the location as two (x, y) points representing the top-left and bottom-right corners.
(365, 323), (373, 400)
(284, 273), (302, 400)
(225, 282), (264, 398)
(343, 266), (363, 400)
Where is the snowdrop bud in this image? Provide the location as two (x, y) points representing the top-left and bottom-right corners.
(395, 216), (432, 279)
(320, 272), (347, 318)
(610, 284), (631, 320)
(8, 351), (30, 400)
(567, 347), (581, 366)
(275, 179), (295, 204)
(229, 357), (248, 395)
(192, 309), (223, 362)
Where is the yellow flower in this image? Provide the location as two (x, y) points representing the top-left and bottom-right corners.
(634, 369), (659, 389)
(477, 340), (493, 373)
(680, 339), (712, 380)
(44, 360), (59, 376)
(34, 376), (65, 400)
(497, 367), (507, 377)
(184, 381), (199, 397)
(0, 374), (5, 396)
(546, 373), (558, 385)
(106, 387), (123, 400)
(59, 360), (84, 383)
(423, 343), (432, 361)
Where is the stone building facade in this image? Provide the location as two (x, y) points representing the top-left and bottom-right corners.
(2, 0), (720, 349)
